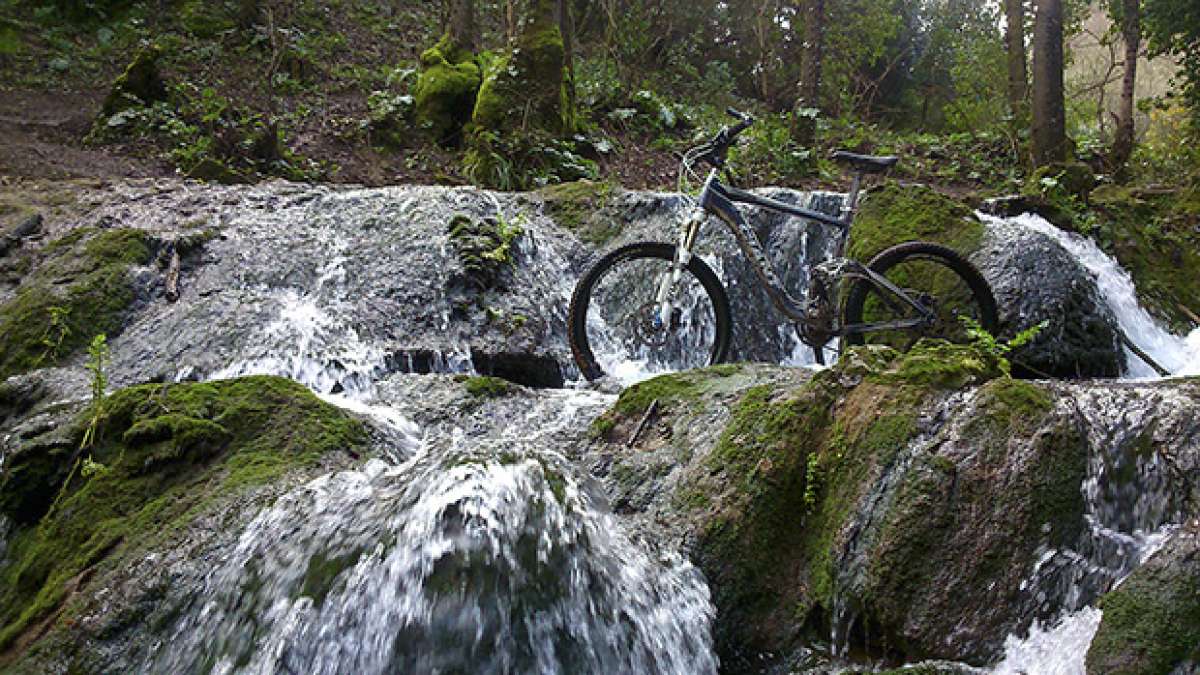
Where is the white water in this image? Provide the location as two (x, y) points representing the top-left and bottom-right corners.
(125, 191), (1198, 673)
(161, 229), (719, 674)
(981, 212), (1200, 378)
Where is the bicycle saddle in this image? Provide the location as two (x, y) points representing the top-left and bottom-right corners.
(831, 151), (899, 174)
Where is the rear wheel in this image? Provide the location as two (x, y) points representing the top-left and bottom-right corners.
(568, 242), (733, 381)
(842, 241), (998, 350)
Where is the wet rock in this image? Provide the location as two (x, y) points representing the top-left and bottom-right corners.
(0, 375), (371, 669)
(973, 217), (1125, 378)
(579, 346), (1200, 672)
(1087, 525), (1200, 675)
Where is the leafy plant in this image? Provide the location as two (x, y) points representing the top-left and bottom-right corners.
(80, 333), (110, 450)
(37, 305), (71, 366)
(960, 316), (1049, 376)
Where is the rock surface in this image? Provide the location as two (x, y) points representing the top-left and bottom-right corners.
(577, 347), (1200, 672)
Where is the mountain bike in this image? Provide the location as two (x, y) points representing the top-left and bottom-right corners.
(567, 108), (998, 381)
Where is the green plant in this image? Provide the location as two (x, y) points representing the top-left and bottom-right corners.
(960, 316), (1048, 375)
(36, 305), (71, 366)
(80, 333), (110, 450)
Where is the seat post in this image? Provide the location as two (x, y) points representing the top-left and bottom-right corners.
(842, 172), (864, 225)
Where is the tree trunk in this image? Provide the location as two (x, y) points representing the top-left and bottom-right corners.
(447, 0), (477, 53)
(557, 0), (576, 131)
(1032, 0), (1067, 165)
(1109, 0), (1140, 172)
(792, 0), (825, 145)
(1005, 0), (1028, 120)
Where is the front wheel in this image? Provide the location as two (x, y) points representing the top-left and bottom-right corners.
(568, 242), (733, 381)
(842, 241), (998, 351)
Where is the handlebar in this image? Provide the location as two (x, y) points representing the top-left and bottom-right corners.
(694, 108), (756, 170)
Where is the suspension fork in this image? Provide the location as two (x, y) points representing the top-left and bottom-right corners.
(654, 208), (705, 327)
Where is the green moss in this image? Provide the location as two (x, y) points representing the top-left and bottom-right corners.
(414, 33), (482, 144)
(470, 0), (567, 135)
(462, 375), (512, 399)
(973, 377), (1053, 433)
(0, 375), (367, 651)
(0, 228), (153, 380)
(868, 339), (1003, 389)
(446, 213), (523, 291)
(1089, 186), (1200, 332)
(847, 182), (983, 262)
(186, 157), (250, 184)
(300, 549), (364, 609)
(98, 45), (167, 120)
(537, 179), (620, 245)
(1087, 538), (1200, 674)
(1028, 161), (1096, 200)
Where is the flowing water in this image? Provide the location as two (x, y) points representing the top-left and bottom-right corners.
(981, 212), (1200, 378)
(95, 183), (1198, 673)
(985, 211), (1198, 674)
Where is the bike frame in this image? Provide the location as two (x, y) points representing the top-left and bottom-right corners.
(656, 168), (931, 337)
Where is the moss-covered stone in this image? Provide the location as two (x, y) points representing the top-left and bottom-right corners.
(446, 213), (523, 290)
(414, 33), (482, 144)
(537, 179), (620, 245)
(867, 339), (1004, 390)
(1086, 530), (1200, 674)
(470, 0), (568, 135)
(0, 375), (367, 652)
(186, 157), (250, 185)
(594, 341), (1085, 665)
(0, 228), (154, 380)
(847, 183), (983, 262)
(1089, 185), (1200, 332)
(1028, 161), (1096, 201)
(98, 46), (168, 120)
(461, 375), (512, 398)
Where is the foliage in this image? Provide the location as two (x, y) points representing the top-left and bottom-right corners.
(79, 333), (110, 450)
(1143, 0), (1200, 129)
(961, 316), (1049, 375)
(463, 129), (597, 190)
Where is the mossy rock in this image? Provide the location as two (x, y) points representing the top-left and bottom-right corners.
(606, 341), (1084, 664)
(414, 33), (482, 144)
(98, 45), (168, 120)
(0, 228), (154, 380)
(446, 213), (522, 291)
(1028, 162), (1096, 201)
(460, 375), (512, 398)
(1089, 185), (1200, 332)
(185, 157), (250, 184)
(867, 339), (1005, 390)
(847, 183), (983, 262)
(0, 375), (367, 653)
(537, 179), (620, 245)
(471, 0), (568, 135)
(1086, 530), (1200, 674)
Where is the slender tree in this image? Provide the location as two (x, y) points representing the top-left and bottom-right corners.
(1109, 0), (1141, 172)
(1005, 0), (1028, 120)
(557, 0), (577, 131)
(792, 0), (825, 145)
(447, 0), (478, 53)
(1032, 0), (1067, 165)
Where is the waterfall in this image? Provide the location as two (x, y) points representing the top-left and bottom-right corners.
(981, 212), (1200, 378)
(137, 196), (722, 673)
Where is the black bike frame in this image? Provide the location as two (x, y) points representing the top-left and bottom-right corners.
(691, 168), (927, 333)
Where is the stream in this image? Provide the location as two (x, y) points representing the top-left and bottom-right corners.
(28, 182), (1199, 674)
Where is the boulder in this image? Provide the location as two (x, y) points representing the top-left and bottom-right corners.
(1087, 526), (1200, 674)
(972, 217), (1125, 378)
(579, 344), (1200, 671)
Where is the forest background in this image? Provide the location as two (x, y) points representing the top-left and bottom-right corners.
(0, 0), (1197, 201)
